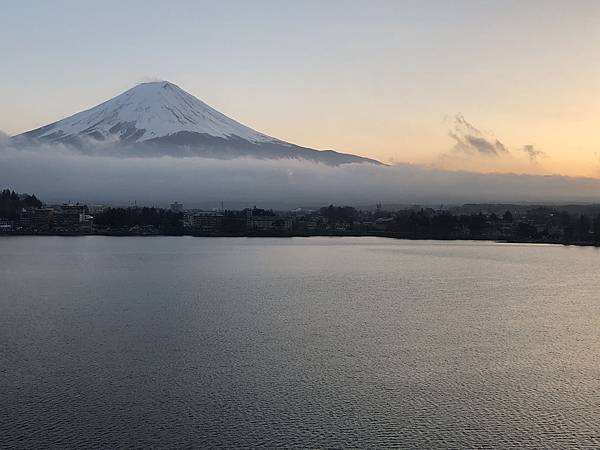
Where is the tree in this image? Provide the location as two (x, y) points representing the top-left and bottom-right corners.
(593, 214), (600, 243)
(319, 205), (357, 226)
(575, 214), (591, 241)
(0, 189), (43, 219)
(468, 212), (487, 236)
(516, 222), (537, 239)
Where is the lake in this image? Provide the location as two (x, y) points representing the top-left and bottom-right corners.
(1, 237), (599, 448)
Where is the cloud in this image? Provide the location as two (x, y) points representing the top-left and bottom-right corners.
(521, 144), (547, 164)
(1, 138), (600, 207)
(438, 115), (553, 174)
(139, 75), (167, 83)
(449, 114), (509, 157)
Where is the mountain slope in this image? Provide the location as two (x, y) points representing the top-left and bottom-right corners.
(15, 81), (381, 165)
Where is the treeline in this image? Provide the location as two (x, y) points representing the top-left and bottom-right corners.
(376, 209), (600, 242)
(94, 207), (183, 234)
(319, 205), (357, 225)
(309, 205), (600, 243)
(0, 189), (43, 219)
(388, 210), (510, 237)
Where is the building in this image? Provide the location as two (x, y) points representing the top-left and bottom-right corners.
(19, 208), (34, 229)
(53, 204), (85, 229)
(170, 202), (184, 213)
(19, 208), (54, 230)
(0, 218), (13, 232)
(246, 212), (293, 232)
(184, 211), (223, 232)
(80, 214), (94, 233)
(34, 208), (54, 230)
(295, 214), (322, 232)
(88, 204), (107, 214)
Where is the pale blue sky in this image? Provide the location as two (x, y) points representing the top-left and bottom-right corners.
(2, 0), (599, 175)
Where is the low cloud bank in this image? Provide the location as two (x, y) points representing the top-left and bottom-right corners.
(1, 139), (600, 207)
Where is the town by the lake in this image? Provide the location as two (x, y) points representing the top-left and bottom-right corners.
(3, 189), (600, 245)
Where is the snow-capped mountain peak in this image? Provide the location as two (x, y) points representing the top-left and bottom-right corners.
(16, 81), (381, 166)
(26, 81), (276, 144)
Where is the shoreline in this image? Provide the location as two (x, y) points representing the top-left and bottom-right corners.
(2, 231), (599, 248)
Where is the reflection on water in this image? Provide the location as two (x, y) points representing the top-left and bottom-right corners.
(1, 237), (599, 448)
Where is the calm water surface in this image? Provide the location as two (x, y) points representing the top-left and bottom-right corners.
(1, 237), (599, 448)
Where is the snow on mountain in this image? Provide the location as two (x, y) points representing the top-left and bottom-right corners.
(22, 81), (277, 143)
(15, 81), (381, 166)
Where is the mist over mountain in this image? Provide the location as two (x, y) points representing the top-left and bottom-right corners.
(2, 141), (600, 207)
(13, 81), (380, 166)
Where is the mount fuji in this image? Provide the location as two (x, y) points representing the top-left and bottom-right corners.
(14, 81), (381, 166)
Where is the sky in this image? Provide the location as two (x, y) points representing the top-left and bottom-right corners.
(1, 0), (599, 177)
